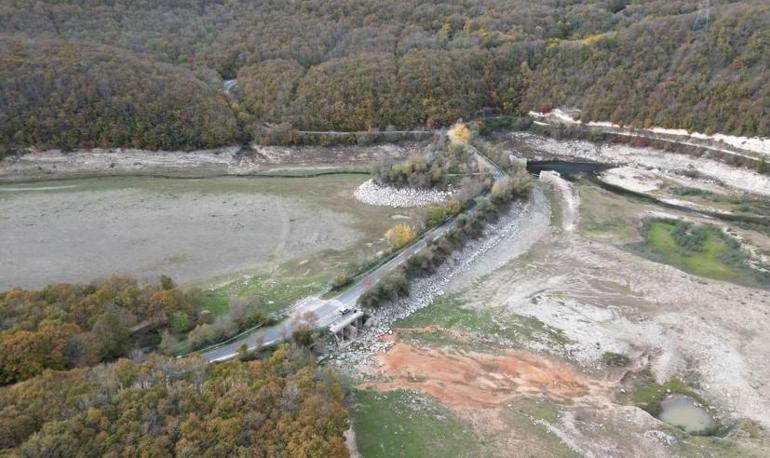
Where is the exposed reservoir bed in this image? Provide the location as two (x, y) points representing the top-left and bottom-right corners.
(0, 175), (422, 291)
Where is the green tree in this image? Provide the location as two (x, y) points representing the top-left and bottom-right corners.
(92, 312), (130, 359)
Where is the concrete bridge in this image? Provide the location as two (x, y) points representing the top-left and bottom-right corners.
(328, 310), (365, 345)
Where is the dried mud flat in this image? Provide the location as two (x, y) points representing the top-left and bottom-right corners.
(0, 175), (409, 290)
(0, 187), (355, 290)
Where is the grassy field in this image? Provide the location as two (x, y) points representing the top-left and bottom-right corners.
(642, 219), (768, 288)
(394, 294), (570, 351)
(576, 182), (768, 288)
(206, 270), (335, 317)
(646, 221), (737, 280)
(351, 389), (491, 458)
(577, 183), (641, 240)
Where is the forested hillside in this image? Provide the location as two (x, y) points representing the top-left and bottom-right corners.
(524, 6), (770, 136)
(0, 38), (238, 152)
(0, 346), (348, 456)
(1, 0), (767, 152)
(0, 277), (204, 384)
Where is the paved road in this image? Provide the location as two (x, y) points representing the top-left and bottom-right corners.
(202, 222), (452, 362)
(201, 142), (503, 362)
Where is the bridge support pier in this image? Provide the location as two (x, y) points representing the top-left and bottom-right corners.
(329, 311), (364, 345)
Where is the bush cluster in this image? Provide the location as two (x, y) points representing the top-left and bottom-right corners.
(357, 269), (409, 308)
(373, 137), (478, 189)
(185, 301), (273, 351)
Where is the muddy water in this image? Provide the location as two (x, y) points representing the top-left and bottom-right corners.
(658, 395), (715, 433)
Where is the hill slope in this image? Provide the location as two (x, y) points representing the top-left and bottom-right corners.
(0, 0), (767, 151)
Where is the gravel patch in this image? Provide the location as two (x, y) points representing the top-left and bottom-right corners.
(599, 167), (664, 194)
(354, 178), (452, 207)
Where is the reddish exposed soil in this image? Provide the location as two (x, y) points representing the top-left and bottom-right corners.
(364, 342), (611, 409)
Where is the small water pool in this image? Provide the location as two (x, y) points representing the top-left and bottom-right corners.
(658, 394), (715, 434)
(526, 160), (612, 177)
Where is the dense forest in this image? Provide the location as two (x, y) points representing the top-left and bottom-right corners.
(0, 38), (238, 152)
(0, 346), (348, 456)
(0, 0), (767, 152)
(0, 276), (206, 384)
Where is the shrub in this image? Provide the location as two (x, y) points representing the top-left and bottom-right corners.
(671, 221), (708, 252)
(159, 275), (176, 290)
(331, 272), (352, 289)
(474, 196), (498, 222)
(186, 303), (269, 351)
(406, 247), (443, 278)
(602, 352), (631, 367)
(428, 202), (461, 227)
(292, 326), (314, 347)
(171, 311), (193, 334)
(428, 206), (449, 226)
(357, 269), (409, 308)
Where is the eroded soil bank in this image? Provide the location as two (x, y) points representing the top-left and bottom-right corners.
(365, 342), (610, 408)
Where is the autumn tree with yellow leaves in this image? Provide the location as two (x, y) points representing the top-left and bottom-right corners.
(386, 223), (416, 248)
(449, 121), (472, 145)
